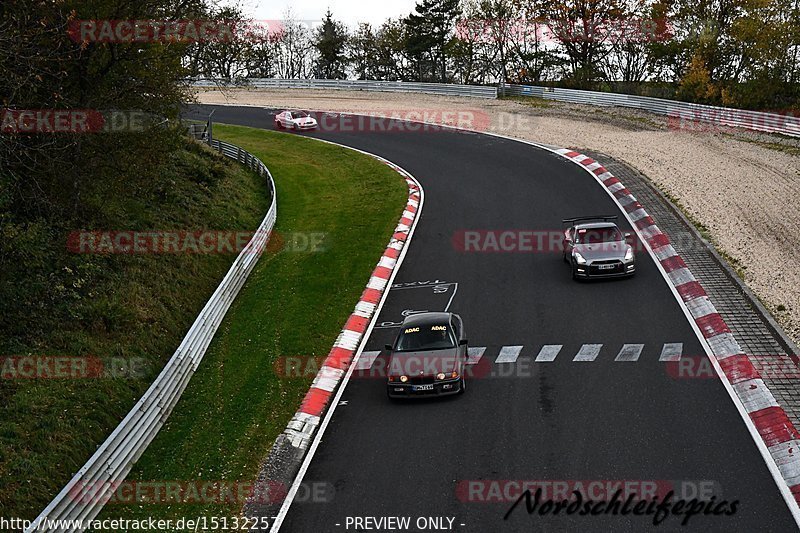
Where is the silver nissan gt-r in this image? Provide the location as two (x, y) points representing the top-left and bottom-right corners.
(562, 216), (636, 280)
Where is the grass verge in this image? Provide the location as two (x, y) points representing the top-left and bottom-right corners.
(94, 125), (407, 524)
(0, 137), (271, 520)
(499, 94), (552, 108)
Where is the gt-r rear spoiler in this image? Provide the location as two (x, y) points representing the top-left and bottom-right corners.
(562, 215), (618, 225)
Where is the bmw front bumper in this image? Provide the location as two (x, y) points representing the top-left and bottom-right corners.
(387, 378), (462, 398)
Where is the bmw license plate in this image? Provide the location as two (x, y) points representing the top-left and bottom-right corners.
(598, 264), (616, 270)
(412, 384), (434, 391)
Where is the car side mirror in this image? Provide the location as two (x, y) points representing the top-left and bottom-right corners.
(385, 344), (393, 351)
(459, 339), (468, 346)
(624, 232), (633, 242)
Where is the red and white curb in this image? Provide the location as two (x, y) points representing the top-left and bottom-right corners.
(282, 160), (422, 450)
(555, 147), (800, 514)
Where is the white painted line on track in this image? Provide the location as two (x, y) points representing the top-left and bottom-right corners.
(574, 344), (603, 361)
(615, 344), (644, 362)
(535, 345), (563, 362)
(467, 347), (486, 365)
(659, 343), (684, 362)
(390, 281), (456, 290)
(270, 140), (425, 533)
(444, 282), (459, 312)
(495, 345), (523, 363)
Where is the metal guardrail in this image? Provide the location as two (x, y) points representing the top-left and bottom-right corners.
(504, 84), (800, 138)
(26, 131), (276, 533)
(193, 78), (498, 99)
(194, 78), (798, 137)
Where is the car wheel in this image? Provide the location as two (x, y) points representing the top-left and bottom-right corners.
(458, 376), (466, 395)
(275, 120), (282, 129)
(571, 262), (579, 281)
(562, 251), (568, 263)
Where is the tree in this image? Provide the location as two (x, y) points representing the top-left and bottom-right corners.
(601, 0), (659, 83)
(477, 0), (516, 85)
(313, 10), (349, 79)
(505, 0), (562, 83)
(535, 0), (626, 86)
(404, 0), (463, 81)
(1, 0), (204, 217)
(375, 19), (410, 80)
(656, 0), (800, 108)
(273, 10), (314, 78)
(245, 22), (281, 78)
(187, 5), (253, 81)
(449, 8), (487, 84)
(676, 53), (720, 102)
(349, 23), (380, 80)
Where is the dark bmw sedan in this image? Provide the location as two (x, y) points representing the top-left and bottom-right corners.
(385, 312), (468, 399)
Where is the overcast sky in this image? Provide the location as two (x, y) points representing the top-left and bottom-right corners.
(222, 0), (418, 27)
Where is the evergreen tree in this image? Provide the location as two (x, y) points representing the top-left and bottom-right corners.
(404, 0), (462, 81)
(313, 10), (349, 79)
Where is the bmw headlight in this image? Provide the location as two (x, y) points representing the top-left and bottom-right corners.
(573, 252), (587, 265)
(400, 375), (408, 383)
(436, 372), (446, 380)
(624, 246), (634, 261)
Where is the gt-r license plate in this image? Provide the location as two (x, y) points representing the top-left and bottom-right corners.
(412, 384), (434, 391)
(598, 264), (616, 270)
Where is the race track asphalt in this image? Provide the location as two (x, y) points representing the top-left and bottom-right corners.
(186, 104), (796, 532)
